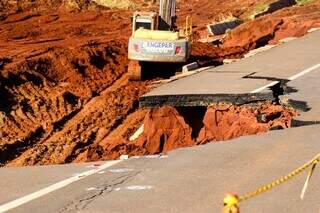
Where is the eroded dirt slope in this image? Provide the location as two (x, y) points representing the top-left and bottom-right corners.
(0, 7), (139, 166)
(0, 0), (319, 166)
(84, 103), (296, 161)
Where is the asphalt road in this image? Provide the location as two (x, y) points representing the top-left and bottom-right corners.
(280, 67), (320, 123)
(1, 125), (320, 213)
(1, 30), (320, 213)
(140, 29), (320, 107)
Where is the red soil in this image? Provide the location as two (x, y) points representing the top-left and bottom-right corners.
(196, 104), (294, 144)
(191, 1), (320, 59)
(222, 1), (320, 56)
(85, 103), (296, 161)
(0, 0), (318, 166)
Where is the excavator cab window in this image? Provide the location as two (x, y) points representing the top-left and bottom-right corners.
(135, 21), (152, 30)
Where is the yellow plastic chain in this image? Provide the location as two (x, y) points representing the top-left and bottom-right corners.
(223, 153), (320, 212)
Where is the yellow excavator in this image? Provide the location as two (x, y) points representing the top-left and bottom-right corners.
(127, 0), (192, 80)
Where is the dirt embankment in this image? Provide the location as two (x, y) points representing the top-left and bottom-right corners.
(0, 0), (319, 166)
(221, 1), (320, 57)
(0, 37), (151, 166)
(190, 0), (320, 59)
(85, 103), (296, 161)
(0, 6), (143, 166)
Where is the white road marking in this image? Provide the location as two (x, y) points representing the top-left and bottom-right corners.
(125, 185), (153, 190)
(0, 160), (122, 213)
(251, 63), (320, 93)
(145, 154), (168, 159)
(109, 168), (134, 173)
(86, 187), (98, 191)
(250, 81), (279, 93)
(288, 63), (320, 81)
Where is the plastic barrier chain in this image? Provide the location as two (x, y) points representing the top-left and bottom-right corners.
(222, 153), (320, 213)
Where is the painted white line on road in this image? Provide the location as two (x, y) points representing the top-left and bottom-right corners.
(109, 168), (134, 173)
(126, 185), (153, 190)
(251, 63), (320, 93)
(288, 63), (320, 81)
(86, 187), (98, 191)
(0, 160), (122, 213)
(250, 81), (279, 93)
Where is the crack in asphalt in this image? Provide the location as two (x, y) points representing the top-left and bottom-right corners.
(59, 171), (142, 213)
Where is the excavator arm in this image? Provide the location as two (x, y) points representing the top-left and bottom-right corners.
(159, 0), (176, 30)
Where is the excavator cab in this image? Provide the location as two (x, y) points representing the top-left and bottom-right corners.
(132, 12), (159, 33)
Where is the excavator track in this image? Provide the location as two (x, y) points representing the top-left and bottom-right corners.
(128, 60), (142, 81)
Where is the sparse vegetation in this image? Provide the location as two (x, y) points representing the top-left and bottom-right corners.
(249, 4), (269, 20)
(295, 0), (316, 6)
(92, 0), (137, 9)
(60, 0), (100, 10)
(218, 13), (239, 23)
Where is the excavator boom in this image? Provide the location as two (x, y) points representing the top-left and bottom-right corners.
(159, 0), (176, 30)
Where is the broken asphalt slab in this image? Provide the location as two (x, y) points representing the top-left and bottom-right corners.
(140, 30), (320, 108)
